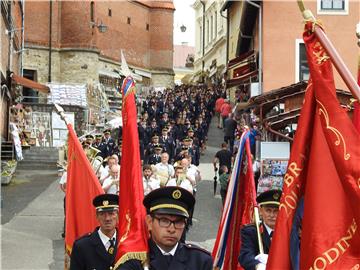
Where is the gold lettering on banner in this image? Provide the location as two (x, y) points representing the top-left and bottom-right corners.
(357, 178), (360, 189)
(313, 42), (330, 65)
(279, 188), (299, 217)
(317, 100), (350, 160)
(284, 162), (302, 187)
(309, 219), (357, 270)
(351, 264), (360, 270)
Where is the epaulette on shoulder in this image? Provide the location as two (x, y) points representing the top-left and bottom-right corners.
(184, 243), (211, 255)
(242, 223), (256, 228)
(77, 231), (92, 240)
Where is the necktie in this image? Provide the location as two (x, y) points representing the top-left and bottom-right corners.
(269, 231), (273, 239)
(165, 254), (173, 265)
(108, 238), (115, 254)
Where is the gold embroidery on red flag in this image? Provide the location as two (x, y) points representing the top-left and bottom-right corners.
(317, 100), (350, 160)
(120, 211), (131, 243)
(313, 42), (330, 65)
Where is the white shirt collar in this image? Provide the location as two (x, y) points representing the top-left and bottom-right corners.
(263, 223), (273, 236)
(98, 228), (116, 248)
(156, 242), (178, 256)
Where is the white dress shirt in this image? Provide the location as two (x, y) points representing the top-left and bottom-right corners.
(98, 229), (117, 250)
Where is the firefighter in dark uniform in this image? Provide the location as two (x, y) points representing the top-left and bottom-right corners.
(147, 144), (163, 165)
(103, 129), (116, 159)
(117, 186), (213, 270)
(70, 194), (119, 270)
(145, 135), (162, 163)
(159, 127), (175, 162)
(238, 189), (282, 270)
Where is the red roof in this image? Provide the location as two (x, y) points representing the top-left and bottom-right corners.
(173, 44), (195, 68)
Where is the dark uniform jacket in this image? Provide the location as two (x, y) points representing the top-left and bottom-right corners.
(238, 224), (272, 270)
(147, 154), (162, 165)
(103, 138), (116, 159)
(118, 239), (213, 270)
(70, 227), (118, 270)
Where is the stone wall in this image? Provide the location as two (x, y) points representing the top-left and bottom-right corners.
(151, 72), (174, 88)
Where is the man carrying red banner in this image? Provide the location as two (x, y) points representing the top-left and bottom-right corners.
(238, 190), (281, 270)
(118, 186), (213, 270)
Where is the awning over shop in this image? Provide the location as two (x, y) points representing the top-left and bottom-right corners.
(11, 73), (50, 94)
(99, 69), (122, 78)
(134, 69), (152, 78)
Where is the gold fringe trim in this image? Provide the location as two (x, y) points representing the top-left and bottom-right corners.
(113, 251), (148, 269)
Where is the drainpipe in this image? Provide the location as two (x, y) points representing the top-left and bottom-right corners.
(220, 9), (228, 65)
(200, 1), (205, 76)
(7, 1), (12, 72)
(48, 0), (52, 82)
(21, 0), (25, 76)
(246, 0), (262, 93)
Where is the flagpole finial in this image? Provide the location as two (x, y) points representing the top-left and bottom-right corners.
(54, 103), (69, 125)
(297, 0), (315, 21)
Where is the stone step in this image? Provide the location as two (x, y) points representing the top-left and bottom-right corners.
(16, 161), (58, 170)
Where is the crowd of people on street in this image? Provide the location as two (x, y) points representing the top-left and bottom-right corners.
(58, 82), (284, 270)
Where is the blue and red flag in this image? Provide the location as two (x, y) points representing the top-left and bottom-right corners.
(114, 76), (149, 267)
(212, 129), (257, 270)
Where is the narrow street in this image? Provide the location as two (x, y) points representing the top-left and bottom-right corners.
(1, 117), (225, 269)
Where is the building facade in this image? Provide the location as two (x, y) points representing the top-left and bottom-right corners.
(1, 0), (24, 140)
(222, 0), (359, 95)
(23, 0), (175, 89)
(192, 0), (227, 84)
(221, 0), (358, 143)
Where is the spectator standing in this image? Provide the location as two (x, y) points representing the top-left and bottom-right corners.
(223, 113), (237, 154)
(219, 165), (230, 205)
(220, 100), (233, 129)
(215, 96), (225, 128)
(213, 142), (233, 175)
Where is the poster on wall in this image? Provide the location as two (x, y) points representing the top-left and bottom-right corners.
(52, 112), (75, 147)
(32, 112), (52, 147)
(257, 142), (290, 194)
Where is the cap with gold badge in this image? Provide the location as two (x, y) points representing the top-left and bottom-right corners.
(92, 194), (119, 212)
(143, 186), (195, 218)
(256, 189), (282, 207)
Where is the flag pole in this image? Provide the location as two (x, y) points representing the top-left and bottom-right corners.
(297, 0), (360, 101)
(254, 206), (264, 254)
(54, 104), (69, 125)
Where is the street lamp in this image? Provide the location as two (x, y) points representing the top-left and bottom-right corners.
(180, 24), (187, 33)
(90, 20), (108, 33)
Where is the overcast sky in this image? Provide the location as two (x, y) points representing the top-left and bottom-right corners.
(173, 0), (195, 46)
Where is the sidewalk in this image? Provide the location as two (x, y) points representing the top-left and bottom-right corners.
(1, 170), (64, 269)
